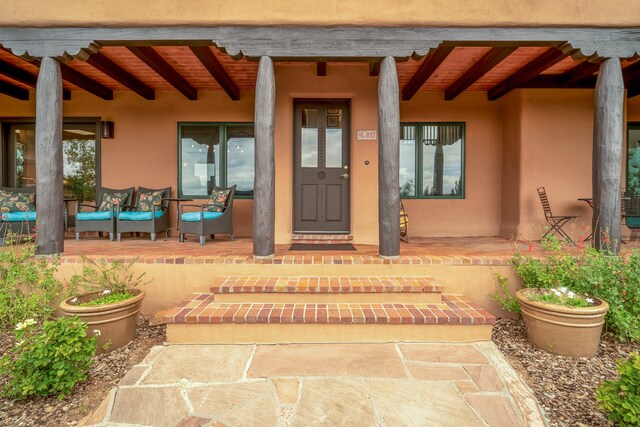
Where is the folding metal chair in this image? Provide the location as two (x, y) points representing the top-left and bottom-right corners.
(537, 187), (578, 244)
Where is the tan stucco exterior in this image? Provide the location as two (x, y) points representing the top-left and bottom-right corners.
(1, 0), (639, 27)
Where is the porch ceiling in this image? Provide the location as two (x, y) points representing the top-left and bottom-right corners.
(1, 42), (640, 102)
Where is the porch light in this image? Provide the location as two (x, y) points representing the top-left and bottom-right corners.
(100, 121), (115, 139)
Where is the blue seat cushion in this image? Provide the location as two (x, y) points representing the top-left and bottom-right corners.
(118, 211), (164, 221)
(626, 216), (640, 229)
(2, 211), (36, 222)
(77, 211), (113, 221)
(181, 211), (224, 222)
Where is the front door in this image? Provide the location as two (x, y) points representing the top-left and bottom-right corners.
(293, 100), (350, 233)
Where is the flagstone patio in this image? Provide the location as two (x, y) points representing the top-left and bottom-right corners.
(82, 342), (547, 427)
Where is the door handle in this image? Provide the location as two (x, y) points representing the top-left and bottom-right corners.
(340, 174), (349, 179)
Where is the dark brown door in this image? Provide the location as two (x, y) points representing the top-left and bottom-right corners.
(293, 100), (350, 233)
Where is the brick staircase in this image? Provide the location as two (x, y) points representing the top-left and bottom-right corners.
(290, 234), (353, 244)
(162, 276), (495, 344)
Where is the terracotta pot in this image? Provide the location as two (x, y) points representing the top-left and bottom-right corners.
(59, 289), (145, 355)
(516, 288), (609, 357)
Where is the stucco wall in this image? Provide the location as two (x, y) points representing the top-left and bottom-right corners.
(1, 0), (638, 27)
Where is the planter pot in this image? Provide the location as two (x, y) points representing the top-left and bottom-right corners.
(516, 289), (609, 357)
(59, 289), (145, 355)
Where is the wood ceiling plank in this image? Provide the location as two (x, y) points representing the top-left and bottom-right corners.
(444, 47), (516, 101)
(127, 46), (197, 100)
(85, 52), (155, 100)
(402, 46), (454, 101)
(189, 46), (240, 101)
(488, 48), (573, 100)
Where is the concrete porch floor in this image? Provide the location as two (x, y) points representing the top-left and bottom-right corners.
(83, 342), (547, 427)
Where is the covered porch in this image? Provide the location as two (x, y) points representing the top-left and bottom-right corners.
(0, 27), (639, 258)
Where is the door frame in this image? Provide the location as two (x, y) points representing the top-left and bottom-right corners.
(292, 98), (351, 234)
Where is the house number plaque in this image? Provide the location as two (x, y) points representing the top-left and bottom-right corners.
(356, 130), (377, 141)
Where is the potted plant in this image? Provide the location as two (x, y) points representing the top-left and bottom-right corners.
(516, 287), (609, 357)
(59, 258), (149, 354)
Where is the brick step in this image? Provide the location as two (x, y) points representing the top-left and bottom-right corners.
(291, 234), (353, 244)
(211, 276), (443, 303)
(163, 294), (495, 344)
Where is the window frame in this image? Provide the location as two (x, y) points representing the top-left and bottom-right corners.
(626, 122), (640, 193)
(177, 121), (255, 199)
(400, 121), (466, 200)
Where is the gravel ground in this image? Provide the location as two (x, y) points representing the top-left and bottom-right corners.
(0, 317), (166, 427)
(493, 318), (640, 427)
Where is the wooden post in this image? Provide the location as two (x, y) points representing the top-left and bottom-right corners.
(378, 56), (400, 258)
(253, 56), (276, 259)
(35, 57), (64, 255)
(593, 57), (624, 253)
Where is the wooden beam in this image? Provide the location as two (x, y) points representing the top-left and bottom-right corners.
(85, 52), (155, 100)
(378, 56), (400, 258)
(127, 46), (197, 100)
(35, 57), (65, 255)
(253, 56), (275, 259)
(316, 62), (327, 77)
(558, 61), (601, 86)
(488, 48), (572, 100)
(519, 74), (596, 89)
(59, 63), (114, 100)
(444, 47), (516, 101)
(369, 61), (380, 77)
(623, 61), (640, 86)
(189, 46), (240, 101)
(0, 79), (29, 100)
(402, 46), (454, 101)
(593, 58), (624, 254)
(0, 58), (71, 99)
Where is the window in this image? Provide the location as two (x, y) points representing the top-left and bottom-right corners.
(400, 122), (465, 199)
(179, 123), (255, 198)
(628, 123), (640, 194)
(3, 121), (99, 202)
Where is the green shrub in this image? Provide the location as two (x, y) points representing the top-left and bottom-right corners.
(491, 273), (521, 315)
(0, 242), (64, 330)
(0, 316), (96, 399)
(68, 257), (148, 304)
(596, 353), (640, 426)
(509, 237), (640, 342)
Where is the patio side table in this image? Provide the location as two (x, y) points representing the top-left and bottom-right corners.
(164, 197), (193, 240)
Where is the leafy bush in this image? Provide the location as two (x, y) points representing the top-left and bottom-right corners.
(596, 353), (640, 426)
(0, 242), (64, 330)
(0, 316), (96, 399)
(509, 236), (640, 342)
(491, 273), (521, 315)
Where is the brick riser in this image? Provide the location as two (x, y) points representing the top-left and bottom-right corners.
(291, 234), (353, 245)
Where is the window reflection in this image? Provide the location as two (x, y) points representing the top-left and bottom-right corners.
(628, 127), (640, 193)
(226, 125), (255, 197)
(400, 125), (417, 197)
(301, 109), (318, 168)
(325, 109), (342, 168)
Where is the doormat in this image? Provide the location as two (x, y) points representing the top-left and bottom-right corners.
(288, 243), (357, 251)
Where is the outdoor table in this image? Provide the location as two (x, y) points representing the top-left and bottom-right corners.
(578, 197), (629, 242)
(164, 197), (193, 240)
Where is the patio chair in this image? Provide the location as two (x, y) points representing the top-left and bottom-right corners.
(0, 186), (36, 246)
(623, 191), (640, 238)
(116, 186), (171, 242)
(400, 199), (409, 243)
(179, 185), (236, 245)
(537, 187), (578, 244)
(76, 187), (134, 241)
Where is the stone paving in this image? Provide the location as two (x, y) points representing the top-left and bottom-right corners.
(82, 342), (547, 427)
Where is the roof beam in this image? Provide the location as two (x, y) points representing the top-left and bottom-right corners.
(59, 63), (114, 100)
(85, 52), (155, 100)
(0, 58), (71, 100)
(624, 62), (640, 98)
(189, 46), (240, 101)
(402, 46), (454, 101)
(444, 47), (516, 101)
(369, 61), (380, 77)
(127, 46), (197, 100)
(519, 74), (596, 89)
(558, 61), (601, 86)
(0, 79), (29, 100)
(316, 62), (327, 77)
(488, 47), (573, 100)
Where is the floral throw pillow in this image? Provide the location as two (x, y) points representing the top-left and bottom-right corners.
(0, 190), (35, 213)
(208, 189), (230, 212)
(98, 192), (129, 212)
(137, 190), (164, 212)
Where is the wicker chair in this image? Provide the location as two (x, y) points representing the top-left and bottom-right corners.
(75, 187), (134, 241)
(116, 187), (171, 242)
(179, 185), (236, 245)
(0, 186), (36, 246)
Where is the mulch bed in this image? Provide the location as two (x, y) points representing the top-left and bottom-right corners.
(493, 318), (640, 427)
(0, 318), (166, 427)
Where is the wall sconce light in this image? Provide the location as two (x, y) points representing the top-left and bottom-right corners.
(101, 121), (115, 139)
